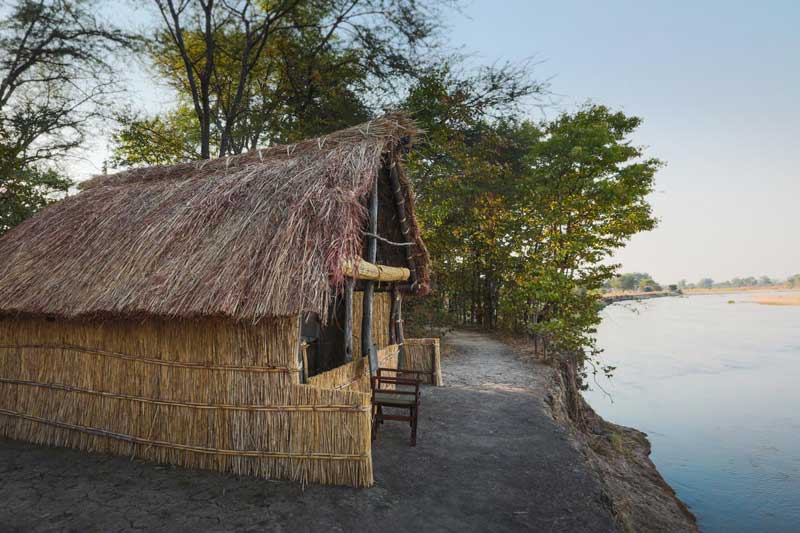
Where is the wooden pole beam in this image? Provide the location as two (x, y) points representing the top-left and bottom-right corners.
(341, 259), (410, 282)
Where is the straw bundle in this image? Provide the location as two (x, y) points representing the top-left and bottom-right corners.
(403, 338), (443, 386)
(0, 316), (374, 486)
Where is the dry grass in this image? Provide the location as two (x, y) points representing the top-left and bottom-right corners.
(750, 294), (800, 306)
(0, 316), (375, 487)
(0, 113), (428, 323)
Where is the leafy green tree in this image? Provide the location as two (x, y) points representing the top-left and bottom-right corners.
(0, 146), (70, 235)
(638, 277), (660, 291)
(111, 108), (201, 167)
(610, 272), (658, 291)
(402, 63), (546, 329)
(406, 99), (661, 384)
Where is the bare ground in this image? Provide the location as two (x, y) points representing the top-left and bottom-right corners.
(0, 330), (621, 532)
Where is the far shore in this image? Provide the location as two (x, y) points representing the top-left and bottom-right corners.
(684, 286), (800, 295)
(603, 286), (800, 306)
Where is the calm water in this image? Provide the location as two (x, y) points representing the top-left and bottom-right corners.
(584, 292), (800, 532)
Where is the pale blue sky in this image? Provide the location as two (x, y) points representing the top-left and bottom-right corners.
(76, 1), (799, 284)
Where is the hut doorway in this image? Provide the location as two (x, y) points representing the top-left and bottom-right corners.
(301, 297), (348, 378)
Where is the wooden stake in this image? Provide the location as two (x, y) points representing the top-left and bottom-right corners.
(344, 278), (354, 363)
(396, 291), (406, 369)
(362, 173), (379, 375)
(389, 284), (398, 345)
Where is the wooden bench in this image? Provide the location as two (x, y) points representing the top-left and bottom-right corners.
(370, 367), (426, 446)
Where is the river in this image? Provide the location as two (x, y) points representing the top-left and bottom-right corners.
(584, 292), (800, 532)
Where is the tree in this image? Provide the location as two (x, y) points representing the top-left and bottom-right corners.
(0, 148), (70, 234)
(110, 107), (201, 167)
(0, 0), (136, 163)
(698, 278), (714, 289)
(142, 0), (446, 160)
(0, 0), (136, 234)
(406, 100), (661, 371)
(402, 63), (547, 329)
(610, 272), (656, 292)
(638, 277), (660, 291)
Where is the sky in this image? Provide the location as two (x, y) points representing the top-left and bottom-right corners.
(73, 0), (800, 285)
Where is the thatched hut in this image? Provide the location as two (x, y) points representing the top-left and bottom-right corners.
(0, 114), (429, 487)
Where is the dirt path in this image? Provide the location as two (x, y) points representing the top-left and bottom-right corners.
(0, 330), (619, 532)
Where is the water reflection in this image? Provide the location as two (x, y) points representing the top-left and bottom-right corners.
(584, 292), (800, 532)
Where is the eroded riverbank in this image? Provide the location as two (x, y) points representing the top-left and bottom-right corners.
(497, 332), (699, 532)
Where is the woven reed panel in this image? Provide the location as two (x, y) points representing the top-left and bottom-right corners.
(0, 316), (375, 487)
(403, 338), (443, 386)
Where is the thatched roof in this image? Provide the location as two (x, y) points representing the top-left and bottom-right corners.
(0, 113), (429, 322)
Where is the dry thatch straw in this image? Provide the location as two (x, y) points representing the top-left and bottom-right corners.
(0, 113), (428, 323)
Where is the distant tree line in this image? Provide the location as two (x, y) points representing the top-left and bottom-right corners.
(678, 275), (799, 290)
(604, 273), (663, 292)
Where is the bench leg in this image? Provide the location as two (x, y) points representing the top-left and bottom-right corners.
(410, 406), (417, 447)
(372, 405), (384, 442)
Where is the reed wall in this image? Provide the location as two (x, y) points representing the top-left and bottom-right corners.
(0, 316), (374, 487)
(403, 338), (443, 386)
(307, 344), (400, 393)
(351, 292), (391, 360)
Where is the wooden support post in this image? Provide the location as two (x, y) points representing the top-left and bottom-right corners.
(388, 162), (417, 288)
(362, 173), (379, 375)
(297, 314), (307, 384)
(396, 291), (406, 369)
(344, 278), (354, 363)
(389, 284), (399, 345)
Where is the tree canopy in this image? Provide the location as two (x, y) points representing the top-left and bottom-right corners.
(403, 70), (661, 365)
(0, 0), (136, 235)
